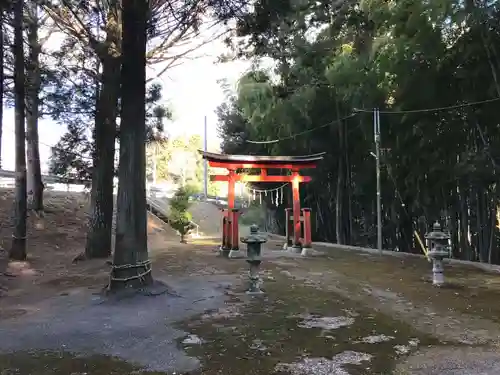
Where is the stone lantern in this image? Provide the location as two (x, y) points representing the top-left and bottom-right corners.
(424, 221), (451, 286)
(241, 224), (267, 294)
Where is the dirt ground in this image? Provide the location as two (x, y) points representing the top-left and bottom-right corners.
(1, 191), (500, 374)
(0, 190), (108, 307)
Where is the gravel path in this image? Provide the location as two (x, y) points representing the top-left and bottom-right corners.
(394, 346), (500, 374)
(0, 275), (234, 373)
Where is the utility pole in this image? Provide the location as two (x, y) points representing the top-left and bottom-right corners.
(152, 143), (157, 185)
(203, 115), (208, 199)
(374, 108), (382, 254)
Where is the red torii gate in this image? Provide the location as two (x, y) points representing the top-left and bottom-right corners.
(199, 151), (324, 255)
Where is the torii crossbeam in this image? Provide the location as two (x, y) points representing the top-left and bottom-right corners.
(199, 151), (325, 256)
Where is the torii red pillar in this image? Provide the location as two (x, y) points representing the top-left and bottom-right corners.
(291, 170), (301, 250)
(225, 169), (240, 254)
(199, 151), (325, 256)
(227, 169), (235, 210)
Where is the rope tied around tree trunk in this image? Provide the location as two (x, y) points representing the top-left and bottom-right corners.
(109, 259), (152, 282)
(111, 259), (151, 270)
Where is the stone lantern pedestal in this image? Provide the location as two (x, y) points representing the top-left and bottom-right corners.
(241, 224), (267, 295)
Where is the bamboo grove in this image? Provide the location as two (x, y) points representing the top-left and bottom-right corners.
(217, 0), (500, 263)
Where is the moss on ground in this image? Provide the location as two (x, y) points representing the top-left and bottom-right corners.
(303, 244), (500, 323)
(179, 274), (444, 375)
(0, 351), (167, 375)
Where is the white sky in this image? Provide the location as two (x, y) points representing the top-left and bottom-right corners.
(1, 25), (252, 173)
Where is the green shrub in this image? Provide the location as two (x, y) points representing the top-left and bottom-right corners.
(169, 185), (195, 243)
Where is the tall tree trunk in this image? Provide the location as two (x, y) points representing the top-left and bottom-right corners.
(490, 184), (500, 264)
(476, 187), (489, 262)
(487, 202), (496, 264)
(335, 105), (346, 244)
(85, 57), (120, 258)
(450, 194), (460, 259)
(0, 9), (4, 169)
(389, 199), (398, 250)
(344, 124), (353, 244)
(85, 6), (121, 259)
(110, 0), (152, 291)
(26, 3), (43, 213)
(459, 184), (471, 260)
(336, 157), (345, 244)
(10, 0), (27, 261)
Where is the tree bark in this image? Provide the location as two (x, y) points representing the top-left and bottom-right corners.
(85, 57), (120, 258)
(109, 0), (152, 291)
(389, 199), (398, 250)
(0, 9), (4, 169)
(344, 123), (353, 244)
(336, 157), (345, 244)
(85, 5), (121, 259)
(458, 183), (471, 260)
(487, 202), (496, 264)
(26, 3), (44, 213)
(450, 196), (459, 259)
(476, 187), (488, 262)
(335, 104), (346, 244)
(10, 0), (27, 261)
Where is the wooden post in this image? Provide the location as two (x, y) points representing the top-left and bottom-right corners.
(226, 170), (236, 250)
(221, 213), (225, 248)
(221, 209), (230, 254)
(227, 211), (233, 250)
(284, 208), (293, 250)
(302, 208), (312, 250)
(231, 209), (239, 251)
(291, 171), (301, 252)
(227, 208), (244, 258)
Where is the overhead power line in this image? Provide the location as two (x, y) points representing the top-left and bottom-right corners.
(354, 97), (500, 114)
(245, 113), (358, 144)
(244, 96), (500, 145)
